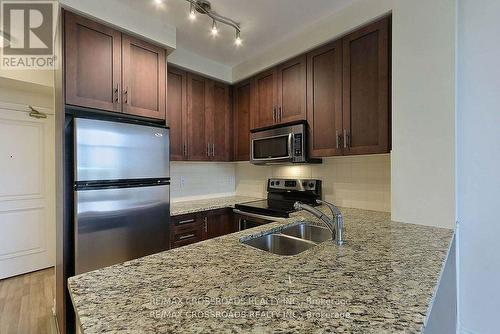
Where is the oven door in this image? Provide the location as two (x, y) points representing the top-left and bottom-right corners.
(251, 133), (293, 164)
(233, 209), (286, 231)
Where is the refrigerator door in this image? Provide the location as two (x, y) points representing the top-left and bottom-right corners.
(75, 183), (170, 274)
(75, 118), (169, 182)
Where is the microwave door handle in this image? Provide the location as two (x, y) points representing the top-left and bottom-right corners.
(288, 133), (293, 159)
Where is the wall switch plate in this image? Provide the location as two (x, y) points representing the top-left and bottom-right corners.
(180, 176), (186, 188)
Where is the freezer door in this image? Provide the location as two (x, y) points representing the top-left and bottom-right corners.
(75, 184), (170, 274)
(75, 118), (169, 181)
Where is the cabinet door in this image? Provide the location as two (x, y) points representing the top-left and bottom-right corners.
(211, 82), (231, 161)
(167, 67), (187, 161)
(187, 73), (210, 161)
(252, 68), (277, 129)
(234, 80), (252, 161)
(205, 211), (237, 240)
(65, 12), (121, 112)
(307, 40), (343, 157)
(342, 17), (390, 155)
(277, 55), (307, 124)
(122, 34), (166, 120)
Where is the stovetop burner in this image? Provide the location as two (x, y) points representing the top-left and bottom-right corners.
(235, 178), (322, 218)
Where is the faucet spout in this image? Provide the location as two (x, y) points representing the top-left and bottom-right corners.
(316, 199), (344, 246)
(294, 201), (344, 245)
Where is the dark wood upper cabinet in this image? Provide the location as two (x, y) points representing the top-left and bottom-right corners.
(277, 55), (307, 124)
(342, 17), (390, 155)
(251, 56), (307, 129)
(65, 12), (167, 120)
(187, 73), (210, 161)
(233, 80), (252, 161)
(210, 81), (231, 161)
(167, 67), (187, 161)
(307, 40), (343, 157)
(122, 34), (166, 120)
(167, 66), (232, 162)
(252, 68), (277, 129)
(65, 12), (121, 112)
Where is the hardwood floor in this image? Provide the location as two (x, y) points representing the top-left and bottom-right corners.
(0, 268), (57, 334)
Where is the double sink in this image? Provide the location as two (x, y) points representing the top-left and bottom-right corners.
(241, 222), (331, 256)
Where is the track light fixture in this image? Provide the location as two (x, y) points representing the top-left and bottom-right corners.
(184, 0), (241, 46)
(189, 3), (196, 21)
(211, 20), (218, 36)
(235, 30), (242, 46)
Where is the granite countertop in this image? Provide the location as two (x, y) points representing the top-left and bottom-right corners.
(171, 196), (262, 216)
(68, 206), (454, 334)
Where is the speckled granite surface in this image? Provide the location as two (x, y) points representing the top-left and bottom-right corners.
(171, 196), (262, 216)
(68, 206), (453, 334)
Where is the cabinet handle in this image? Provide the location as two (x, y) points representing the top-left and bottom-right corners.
(212, 143), (215, 157)
(344, 130), (350, 149)
(178, 233), (196, 241)
(336, 130), (342, 149)
(124, 87), (129, 104)
(272, 106), (276, 123)
(177, 218), (195, 225)
(278, 106), (282, 123)
(207, 143), (210, 157)
(204, 217), (208, 233)
(114, 84), (119, 103)
(183, 143), (187, 157)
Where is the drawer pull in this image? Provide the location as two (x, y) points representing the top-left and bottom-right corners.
(177, 219), (195, 225)
(178, 233), (196, 241)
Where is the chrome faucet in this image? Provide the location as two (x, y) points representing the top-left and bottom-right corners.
(294, 200), (344, 245)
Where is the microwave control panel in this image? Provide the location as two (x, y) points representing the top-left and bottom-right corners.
(293, 133), (303, 160)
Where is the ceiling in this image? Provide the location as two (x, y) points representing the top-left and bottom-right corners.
(123, 0), (355, 67)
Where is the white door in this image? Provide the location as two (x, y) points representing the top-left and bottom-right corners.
(0, 103), (55, 279)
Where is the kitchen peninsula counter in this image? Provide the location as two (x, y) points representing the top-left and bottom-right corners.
(68, 206), (453, 333)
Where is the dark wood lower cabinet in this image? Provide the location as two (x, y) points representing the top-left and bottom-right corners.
(170, 209), (238, 249)
(205, 209), (238, 239)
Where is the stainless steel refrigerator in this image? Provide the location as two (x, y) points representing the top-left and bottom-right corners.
(73, 118), (170, 274)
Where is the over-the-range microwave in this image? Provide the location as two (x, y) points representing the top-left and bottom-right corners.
(250, 121), (321, 165)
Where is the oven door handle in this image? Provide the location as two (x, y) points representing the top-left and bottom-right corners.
(233, 209), (287, 222)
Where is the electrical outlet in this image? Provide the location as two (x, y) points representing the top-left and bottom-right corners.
(180, 176), (186, 188)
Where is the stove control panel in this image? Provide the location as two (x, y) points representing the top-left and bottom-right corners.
(268, 178), (321, 192)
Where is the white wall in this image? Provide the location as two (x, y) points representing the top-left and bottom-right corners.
(232, 0), (456, 229)
(235, 154), (391, 212)
(0, 77), (53, 108)
(170, 162), (235, 201)
(168, 47), (232, 83)
(0, 68), (53, 88)
(457, 1), (500, 333)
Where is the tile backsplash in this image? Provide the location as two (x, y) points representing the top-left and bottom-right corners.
(235, 154), (391, 212)
(172, 155), (390, 212)
(170, 162), (236, 202)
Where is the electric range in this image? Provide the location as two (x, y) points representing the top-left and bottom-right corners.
(234, 179), (322, 230)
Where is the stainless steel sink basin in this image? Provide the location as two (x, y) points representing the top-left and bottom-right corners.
(242, 233), (316, 256)
(280, 223), (331, 243)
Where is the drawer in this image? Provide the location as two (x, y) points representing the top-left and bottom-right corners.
(171, 226), (203, 248)
(171, 213), (201, 232)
